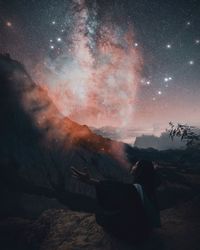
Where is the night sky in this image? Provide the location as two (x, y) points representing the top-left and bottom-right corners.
(0, 0), (200, 133)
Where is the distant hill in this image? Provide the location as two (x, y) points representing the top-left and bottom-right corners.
(134, 132), (186, 150)
(91, 126), (154, 144)
(91, 126), (137, 141)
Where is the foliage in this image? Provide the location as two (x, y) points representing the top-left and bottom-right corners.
(167, 122), (200, 148)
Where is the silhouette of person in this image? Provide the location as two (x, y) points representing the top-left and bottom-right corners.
(71, 160), (161, 243)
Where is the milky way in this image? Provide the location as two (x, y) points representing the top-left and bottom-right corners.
(36, 0), (142, 129)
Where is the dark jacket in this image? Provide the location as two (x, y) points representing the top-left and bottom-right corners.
(95, 180), (152, 242)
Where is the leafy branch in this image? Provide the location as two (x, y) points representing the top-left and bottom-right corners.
(167, 122), (200, 147)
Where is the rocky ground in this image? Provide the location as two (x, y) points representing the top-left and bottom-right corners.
(0, 170), (200, 250)
(0, 194), (200, 250)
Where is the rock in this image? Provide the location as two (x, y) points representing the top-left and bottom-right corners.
(1, 195), (200, 250)
(0, 209), (162, 250)
(29, 209), (111, 250)
(160, 195), (200, 250)
(0, 209), (130, 250)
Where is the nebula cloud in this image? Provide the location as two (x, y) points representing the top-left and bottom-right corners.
(37, 0), (143, 130)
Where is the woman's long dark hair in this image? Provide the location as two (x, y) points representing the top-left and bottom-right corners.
(131, 160), (160, 202)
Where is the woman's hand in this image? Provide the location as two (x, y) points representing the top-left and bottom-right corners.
(71, 166), (99, 185)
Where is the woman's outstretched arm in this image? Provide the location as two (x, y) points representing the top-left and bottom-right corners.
(71, 166), (100, 185)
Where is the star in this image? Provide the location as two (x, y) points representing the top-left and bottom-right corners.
(146, 81), (151, 85)
(52, 21), (56, 25)
(166, 44), (171, 49)
(189, 60), (194, 65)
(140, 79), (145, 84)
(134, 43), (138, 47)
(6, 21), (12, 27)
(158, 90), (162, 95)
(57, 37), (62, 42)
(164, 77), (169, 82)
(195, 39), (200, 44)
(164, 76), (172, 82)
(50, 45), (55, 49)
(186, 21), (191, 26)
